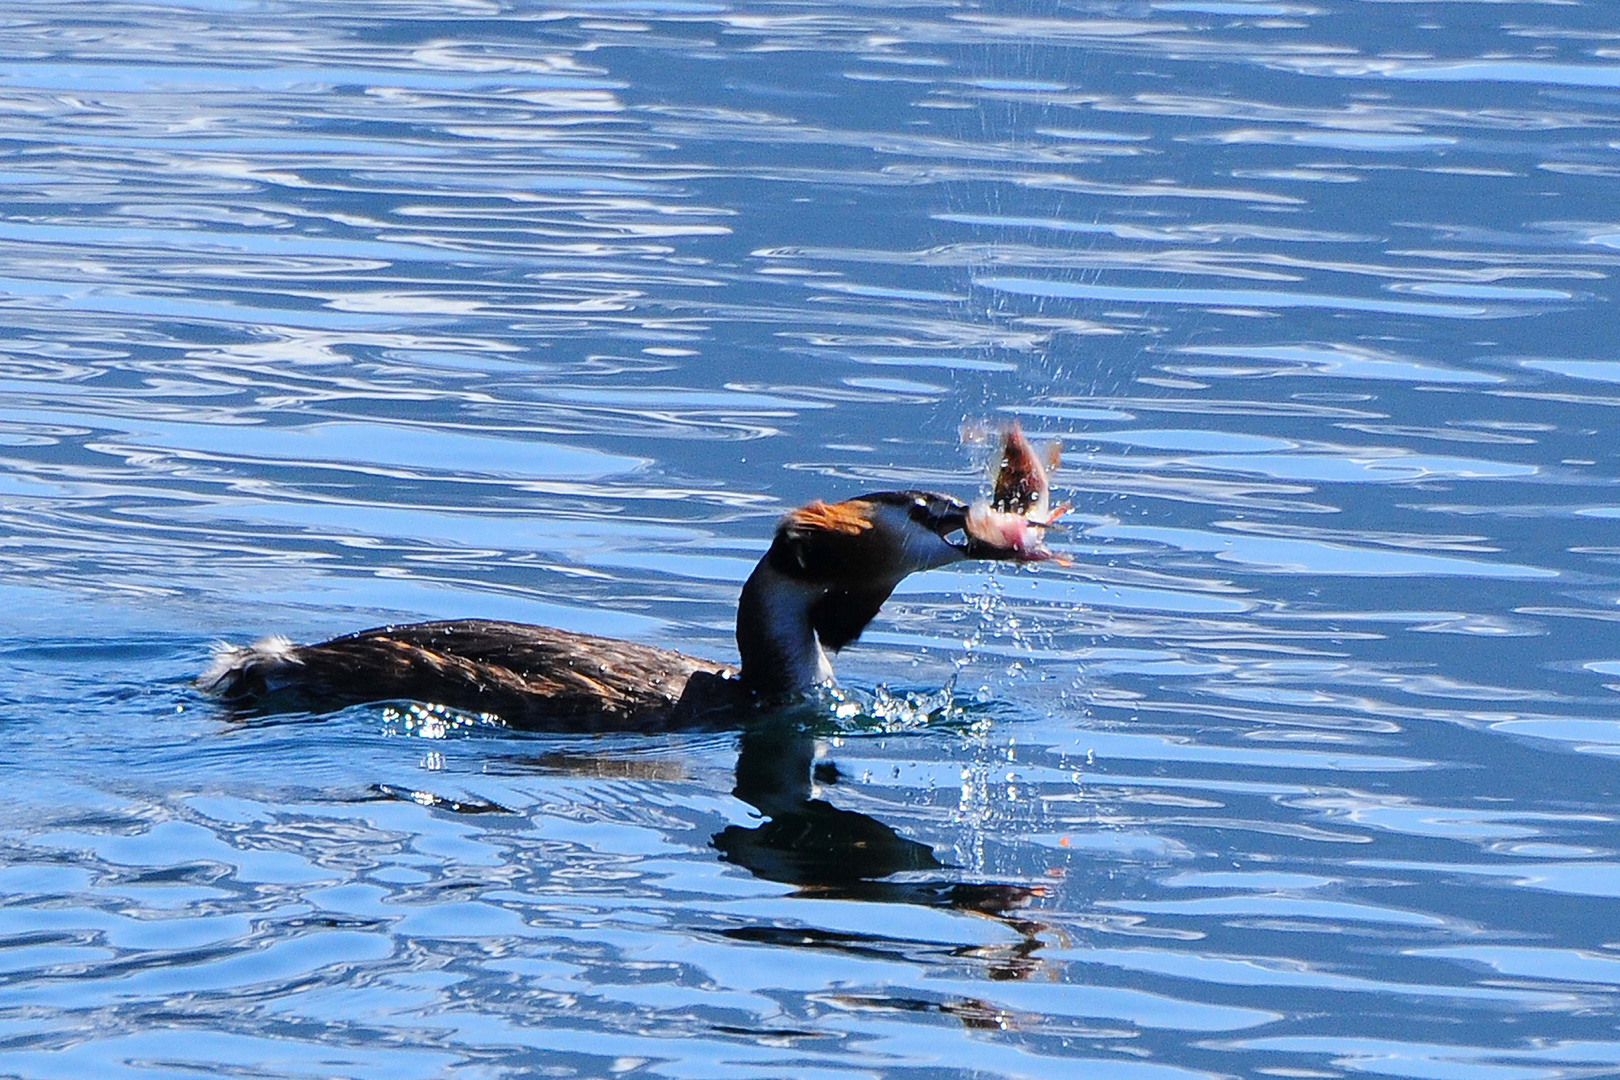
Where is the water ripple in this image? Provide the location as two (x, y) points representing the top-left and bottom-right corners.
(3, 1), (1620, 1079)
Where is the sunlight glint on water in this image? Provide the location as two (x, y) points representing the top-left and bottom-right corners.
(3, 1), (1620, 1078)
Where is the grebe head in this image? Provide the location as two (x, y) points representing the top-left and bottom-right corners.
(736, 490), (1046, 696)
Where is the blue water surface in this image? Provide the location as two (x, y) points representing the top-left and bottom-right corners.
(3, 1), (1620, 1077)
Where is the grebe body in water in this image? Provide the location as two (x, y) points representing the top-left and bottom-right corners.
(200, 489), (1052, 729)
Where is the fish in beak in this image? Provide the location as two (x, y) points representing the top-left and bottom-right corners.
(954, 420), (1069, 562)
(990, 419), (1065, 525)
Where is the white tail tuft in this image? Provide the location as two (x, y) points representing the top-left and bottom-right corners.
(197, 635), (300, 697)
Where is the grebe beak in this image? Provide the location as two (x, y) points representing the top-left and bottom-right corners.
(900, 491), (1054, 563)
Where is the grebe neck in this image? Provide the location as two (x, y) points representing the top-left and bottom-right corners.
(733, 492), (979, 696)
(735, 559), (835, 696)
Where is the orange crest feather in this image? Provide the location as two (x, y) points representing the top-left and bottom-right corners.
(784, 499), (875, 536)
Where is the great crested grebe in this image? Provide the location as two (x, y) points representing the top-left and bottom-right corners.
(200, 485), (1055, 730)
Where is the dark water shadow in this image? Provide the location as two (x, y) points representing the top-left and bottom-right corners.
(711, 715), (1048, 978)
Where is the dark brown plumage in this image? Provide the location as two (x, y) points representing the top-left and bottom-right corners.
(205, 619), (739, 731)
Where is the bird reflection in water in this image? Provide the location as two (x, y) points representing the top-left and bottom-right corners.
(712, 715), (1049, 983)
(503, 712), (1049, 984)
